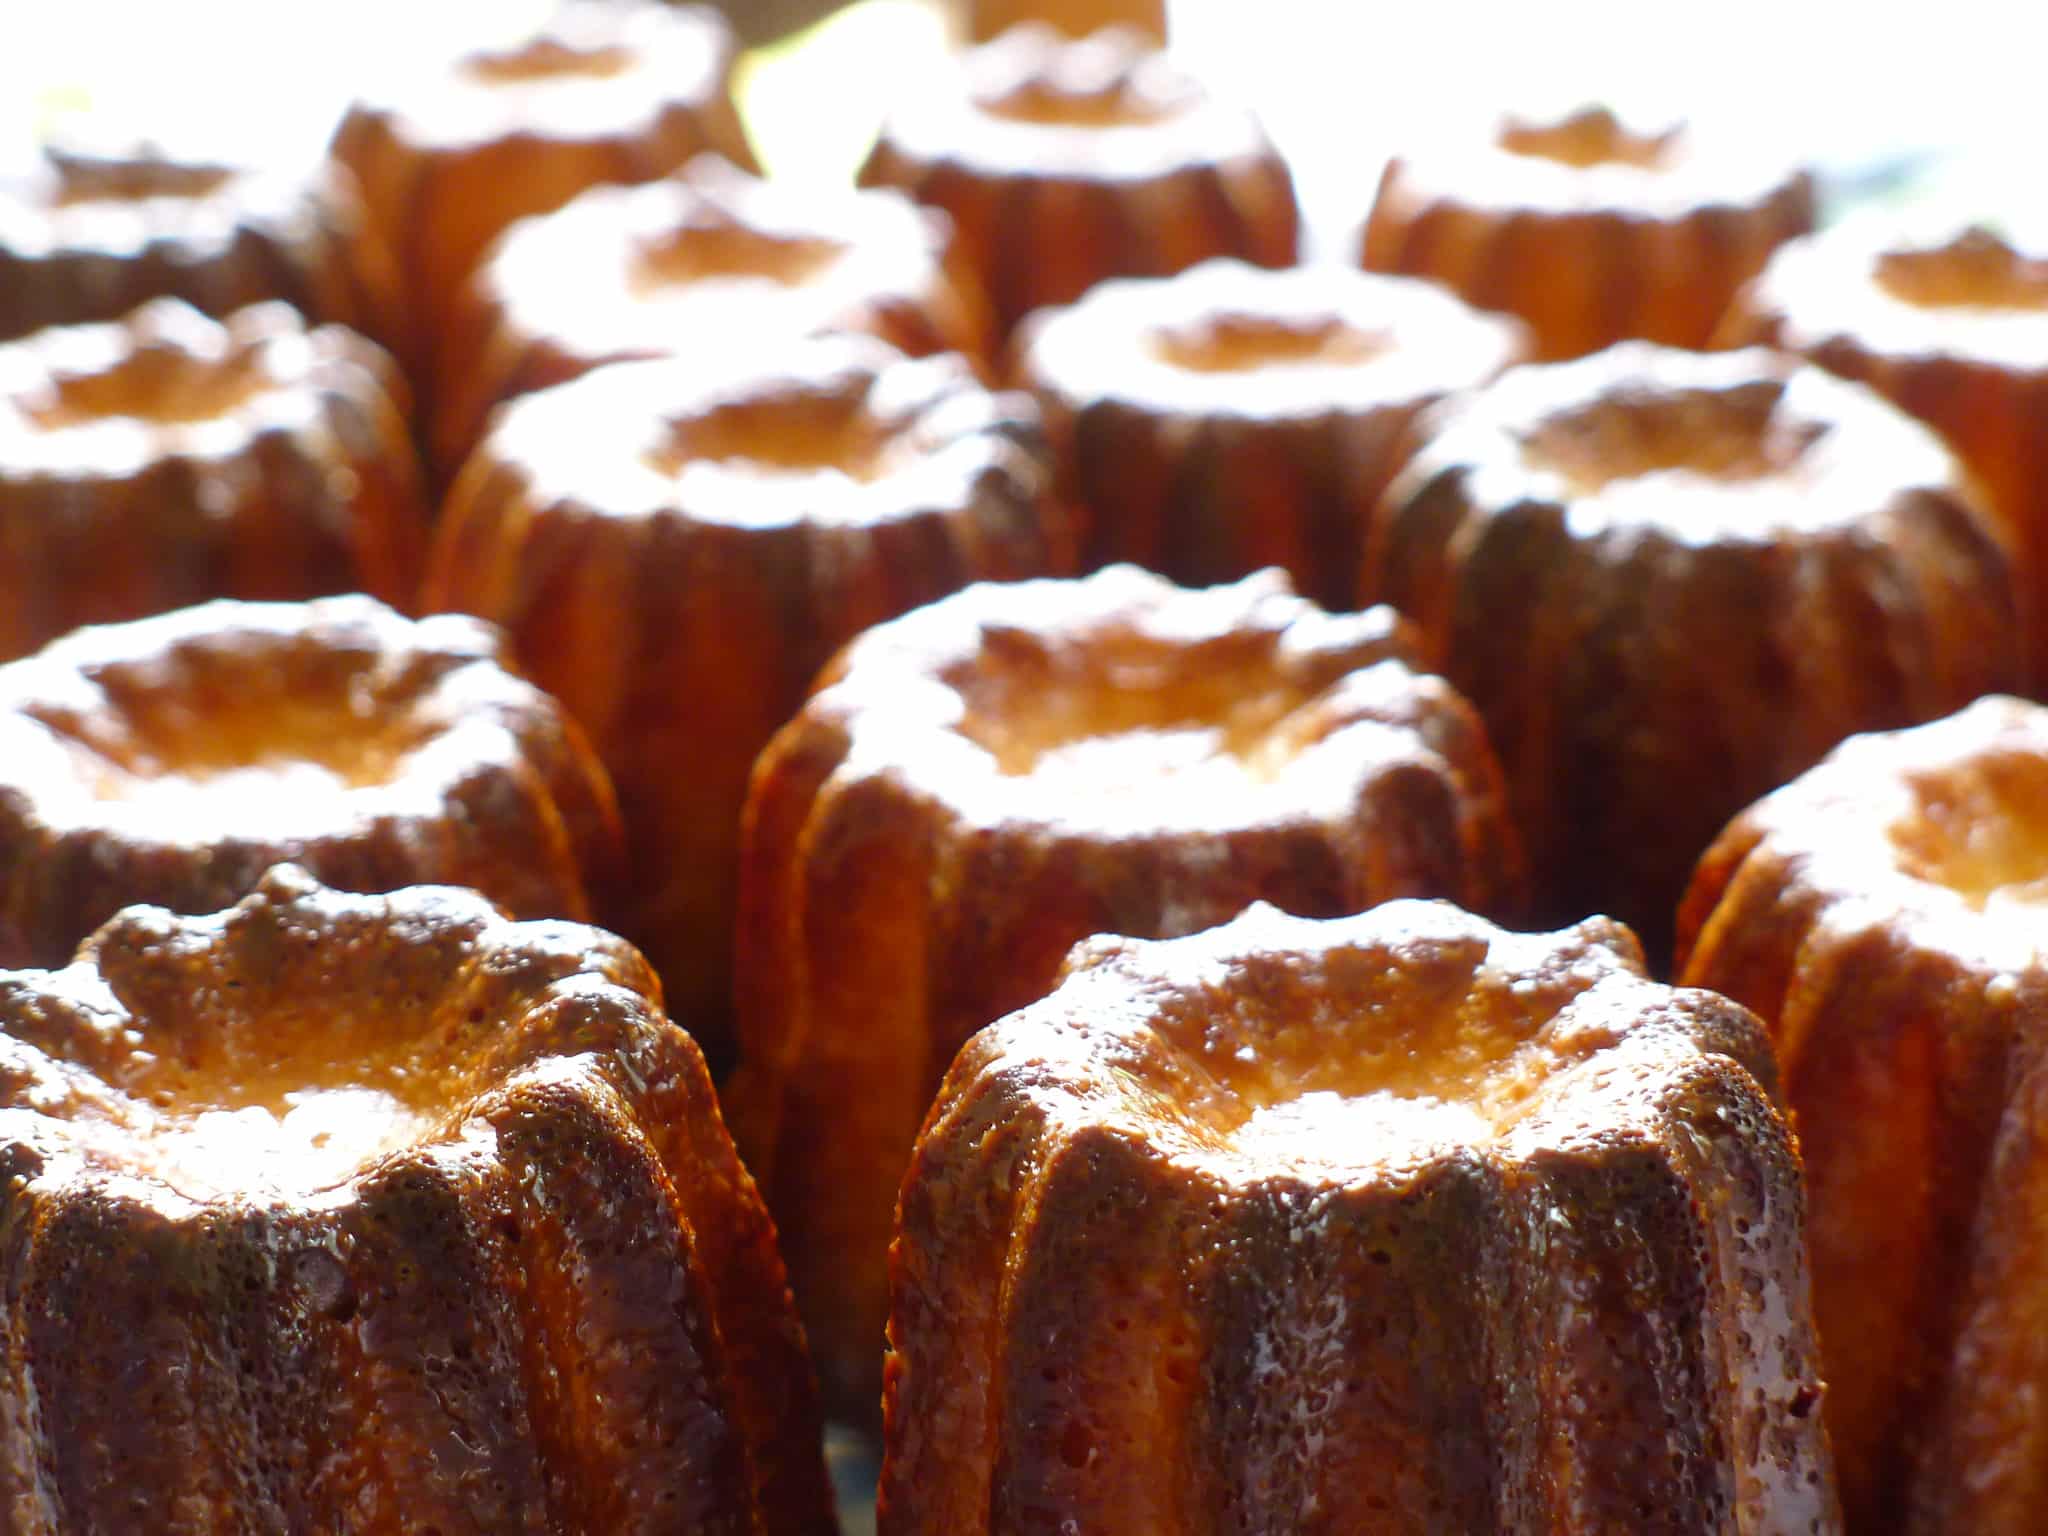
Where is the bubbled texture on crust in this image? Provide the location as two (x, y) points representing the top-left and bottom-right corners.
(1361, 106), (1815, 362)
(0, 298), (429, 663)
(1366, 342), (2021, 964)
(859, 25), (1297, 342)
(726, 564), (1525, 1419)
(1017, 259), (1528, 609)
(0, 866), (834, 1535)
(1724, 220), (2048, 693)
(882, 899), (1837, 1535)
(329, 0), (752, 397)
(423, 336), (1071, 1066)
(1678, 695), (2048, 1535)
(434, 154), (991, 482)
(0, 140), (398, 345)
(0, 594), (623, 972)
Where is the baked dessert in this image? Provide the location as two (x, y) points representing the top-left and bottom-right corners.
(0, 136), (396, 344)
(434, 153), (991, 482)
(1017, 258), (1528, 609)
(0, 298), (428, 663)
(329, 1), (751, 393)
(1678, 694), (2048, 1534)
(1365, 342), (2020, 963)
(727, 564), (1525, 1419)
(882, 898), (1839, 1533)
(0, 593), (622, 972)
(1361, 105), (1816, 362)
(1723, 218), (2048, 690)
(859, 24), (1297, 343)
(0, 864), (835, 1532)
(424, 335), (1070, 1066)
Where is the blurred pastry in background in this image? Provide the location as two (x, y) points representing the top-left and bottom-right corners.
(1362, 105), (1814, 362)
(862, 23), (1295, 343)
(0, 298), (427, 663)
(1016, 257), (1527, 610)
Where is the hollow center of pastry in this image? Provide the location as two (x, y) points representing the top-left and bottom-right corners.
(1150, 313), (1389, 375)
(954, 628), (1312, 798)
(1148, 935), (1602, 1173)
(1891, 759), (2048, 913)
(979, 78), (1181, 129)
(1876, 232), (2048, 313)
(114, 1020), (448, 1202)
(74, 678), (421, 837)
(630, 223), (847, 296)
(654, 389), (916, 508)
(465, 38), (633, 84)
(1498, 107), (1676, 171)
(50, 156), (234, 206)
(30, 343), (270, 429)
(1521, 381), (1823, 503)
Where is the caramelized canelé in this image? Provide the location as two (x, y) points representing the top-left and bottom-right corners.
(1680, 695), (2048, 1535)
(1725, 220), (2048, 690)
(0, 867), (834, 1532)
(0, 300), (427, 663)
(728, 564), (1522, 1418)
(1366, 342), (2021, 961)
(426, 335), (1069, 1063)
(0, 595), (620, 971)
(884, 899), (1837, 1534)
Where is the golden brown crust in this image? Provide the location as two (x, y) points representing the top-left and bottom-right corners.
(0, 594), (623, 971)
(1361, 105), (1816, 362)
(1724, 219), (2048, 692)
(0, 299), (428, 662)
(434, 154), (992, 482)
(1366, 342), (2020, 963)
(0, 866), (833, 1533)
(727, 564), (1525, 1419)
(1678, 694), (2048, 1535)
(882, 899), (1835, 1534)
(1017, 258), (1528, 608)
(0, 138), (398, 345)
(328, 0), (752, 395)
(423, 335), (1070, 1064)
(860, 25), (1296, 341)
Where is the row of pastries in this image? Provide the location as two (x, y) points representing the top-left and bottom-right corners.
(0, 2), (2044, 1530)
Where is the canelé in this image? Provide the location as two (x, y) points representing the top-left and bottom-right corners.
(0, 594), (621, 971)
(1679, 695), (2048, 1534)
(0, 299), (427, 663)
(883, 899), (1838, 1533)
(728, 564), (1523, 1417)
(0, 866), (833, 1532)
(1017, 258), (1527, 609)
(860, 24), (1297, 342)
(1724, 219), (2048, 690)
(424, 336), (1070, 1063)
(1365, 342), (2020, 961)
(434, 154), (990, 480)
(1361, 105), (1815, 362)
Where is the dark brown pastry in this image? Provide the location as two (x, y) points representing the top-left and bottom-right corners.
(860, 24), (1297, 342)
(423, 335), (1071, 1064)
(0, 865), (834, 1533)
(434, 153), (991, 481)
(1361, 105), (1815, 362)
(0, 593), (621, 971)
(884, 899), (1838, 1534)
(1365, 342), (2020, 962)
(1680, 694), (2048, 1534)
(726, 563), (1524, 1418)
(1017, 257), (1527, 608)
(0, 299), (428, 663)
